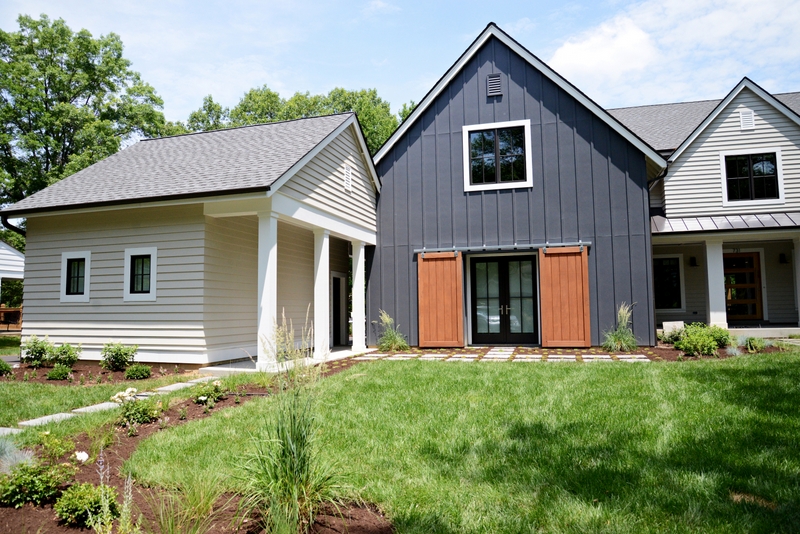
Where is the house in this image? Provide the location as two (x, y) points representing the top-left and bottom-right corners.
(610, 79), (800, 330)
(0, 113), (379, 369)
(0, 240), (24, 286)
(368, 23), (667, 348)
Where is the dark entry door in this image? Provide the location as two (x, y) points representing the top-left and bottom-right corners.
(471, 256), (538, 345)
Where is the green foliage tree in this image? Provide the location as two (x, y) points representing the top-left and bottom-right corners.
(184, 86), (400, 155)
(398, 100), (416, 122)
(0, 14), (168, 206)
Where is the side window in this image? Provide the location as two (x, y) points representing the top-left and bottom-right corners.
(124, 247), (157, 302)
(463, 119), (532, 192)
(60, 251), (91, 303)
(653, 255), (684, 312)
(721, 149), (783, 205)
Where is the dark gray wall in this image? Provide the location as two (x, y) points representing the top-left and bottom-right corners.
(368, 36), (654, 347)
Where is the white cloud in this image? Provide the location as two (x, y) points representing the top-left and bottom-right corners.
(548, 0), (800, 107)
(504, 17), (536, 37)
(362, 0), (400, 16)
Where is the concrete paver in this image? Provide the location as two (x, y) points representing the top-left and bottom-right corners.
(72, 402), (119, 414)
(18, 413), (76, 427)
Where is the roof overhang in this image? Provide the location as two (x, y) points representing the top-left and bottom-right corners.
(374, 23), (666, 171)
(668, 77), (800, 164)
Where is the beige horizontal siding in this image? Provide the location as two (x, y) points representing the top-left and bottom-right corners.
(203, 215), (258, 354)
(22, 205), (209, 361)
(650, 180), (664, 210)
(276, 222), (315, 342)
(330, 237), (350, 274)
(653, 245), (707, 326)
(665, 88), (800, 217)
(280, 125), (377, 231)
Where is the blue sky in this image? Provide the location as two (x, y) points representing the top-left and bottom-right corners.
(2, 0), (799, 122)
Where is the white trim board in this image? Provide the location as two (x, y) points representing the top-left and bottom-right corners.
(60, 251), (91, 303)
(669, 77), (800, 164)
(123, 247), (158, 302)
(374, 23), (666, 171)
(462, 119), (534, 192)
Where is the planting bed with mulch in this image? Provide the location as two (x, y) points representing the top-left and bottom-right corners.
(2, 360), (200, 385)
(0, 357), (394, 534)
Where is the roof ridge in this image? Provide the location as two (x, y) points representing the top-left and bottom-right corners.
(608, 98), (722, 112)
(143, 112), (354, 142)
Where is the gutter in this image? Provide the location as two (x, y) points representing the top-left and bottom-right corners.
(1, 216), (25, 238)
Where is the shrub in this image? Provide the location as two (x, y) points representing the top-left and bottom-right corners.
(193, 380), (227, 405)
(708, 325), (732, 348)
(744, 336), (767, 353)
(602, 302), (638, 352)
(0, 359), (11, 377)
(47, 363), (72, 381)
(0, 462), (76, 508)
(20, 335), (54, 368)
(100, 342), (138, 371)
(52, 343), (81, 367)
(0, 438), (33, 475)
(674, 323), (718, 356)
(54, 483), (119, 527)
(374, 309), (409, 352)
(117, 397), (162, 427)
(124, 363), (152, 380)
(39, 432), (75, 464)
(661, 327), (684, 345)
(237, 390), (341, 532)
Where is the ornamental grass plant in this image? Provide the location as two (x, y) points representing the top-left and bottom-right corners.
(375, 309), (409, 352)
(601, 302), (638, 352)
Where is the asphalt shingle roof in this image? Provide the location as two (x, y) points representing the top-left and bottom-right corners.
(2, 113), (353, 216)
(608, 92), (800, 153)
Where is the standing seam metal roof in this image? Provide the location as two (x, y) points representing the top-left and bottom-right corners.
(1, 113), (354, 216)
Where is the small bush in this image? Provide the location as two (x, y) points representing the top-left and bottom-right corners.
(744, 336), (767, 353)
(0, 462), (76, 508)
(0, 359), (11, 377)
(124, 363), (152, 380)
(47, 363), (72, 381)
(0, 438), (33, 475)
(39, 432), (75, 464)
(602, 302), (638, 352)
(118, 397), (162, 427)
(661, 327), (684, 345)
(374, 309), (409, 352)
(20, 335), (54, 368)
(674, 323), (718, 356)
(52, 343), (81, 367)
(55, 483), (119, 527)
(193, 380), (226, 405)
(708, 325), (732, 348)
(100, 342), (138, 371)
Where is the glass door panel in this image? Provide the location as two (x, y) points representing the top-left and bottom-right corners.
(471, 256), (538, 344)
(723, 252), (762, 321)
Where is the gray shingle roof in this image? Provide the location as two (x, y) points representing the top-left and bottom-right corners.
(651, 212), (800, 234)
(2, 113), (353, 216)
(609, 92), (800, 153)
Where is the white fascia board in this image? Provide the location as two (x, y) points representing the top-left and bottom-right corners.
(669, 77), (800, 164)
(374, 24), (666, 170)
(271, 192), (377, 245)
(268, 114), (381, 196)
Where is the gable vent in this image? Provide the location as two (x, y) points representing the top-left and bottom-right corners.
(487, 73), (502, 97)
(343, 164), (353, 193)
(739, 109), (755, 130)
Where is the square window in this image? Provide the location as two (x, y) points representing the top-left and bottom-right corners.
(463, 120), (532, 192)
(721, 150), (783, 204)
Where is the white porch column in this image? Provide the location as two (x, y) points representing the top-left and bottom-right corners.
(704, 239), (728, 328)
(313, 229), (330, 359)
(257, 212), (279, 371)
(351, 240), (367, 352)
(793, 237), (800, 327)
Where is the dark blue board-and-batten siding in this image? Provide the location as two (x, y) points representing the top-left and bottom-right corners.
(368, 36), (654, 347)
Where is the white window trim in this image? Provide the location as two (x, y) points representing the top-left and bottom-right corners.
(124, 247), (158, 302)
(462, 119), (533, 192)
(720, 147), (784, 207)
(654, 254), (686, 313)
(60, 251), (91, 303)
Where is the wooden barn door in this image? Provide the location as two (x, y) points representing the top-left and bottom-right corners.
(539, 247), (591, 347)
(418, 252), (465, 347)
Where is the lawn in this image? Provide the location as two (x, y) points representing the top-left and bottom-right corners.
(127, 354), (800, 533)
(0, 335), (19, 356)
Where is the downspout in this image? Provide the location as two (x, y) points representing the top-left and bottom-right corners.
(1, 216), (25, 237)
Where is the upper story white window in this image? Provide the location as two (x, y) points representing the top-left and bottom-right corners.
(60, 251), (91, 303)
(720, 147), (784, 207)
(462, 119), (533, 192)
(124, 247), (157, 302)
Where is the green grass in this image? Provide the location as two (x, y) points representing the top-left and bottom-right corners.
(0, 335), (20, 356)
(0, 374), (197, 427)
(127, 355), (800, 533)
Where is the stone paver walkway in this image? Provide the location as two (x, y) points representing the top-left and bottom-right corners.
(1, 376), (219, 436)
(358, 347), (652, 363)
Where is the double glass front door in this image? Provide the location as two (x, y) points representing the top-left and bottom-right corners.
(471, 256), (538, 344)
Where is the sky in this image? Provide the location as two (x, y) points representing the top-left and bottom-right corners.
(2, 0), (799, 122)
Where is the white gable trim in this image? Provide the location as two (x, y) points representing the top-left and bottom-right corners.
(374, 23), (666, 170)
(268, 115), (381, 196)
(668, 77), (800, 164)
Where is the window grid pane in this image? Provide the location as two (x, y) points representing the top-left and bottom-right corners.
(130, 255), (151, 294)
(469, 126), (526, 186)
(66, 259), (85, 295)
(725, 153), (779, 201)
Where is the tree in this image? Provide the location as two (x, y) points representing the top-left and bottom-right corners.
(184, 86), (399, 155)
(0, 15), (168, 206)
(398, 100), (416, 123)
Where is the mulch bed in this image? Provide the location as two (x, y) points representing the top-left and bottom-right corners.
(0, 357), (394, 534)
(2, 360), (201, 385)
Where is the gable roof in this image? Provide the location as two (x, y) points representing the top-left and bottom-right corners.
(609, 80), (800, 157)
(2, 113), (378, 217)
(374, 22), (666, 170)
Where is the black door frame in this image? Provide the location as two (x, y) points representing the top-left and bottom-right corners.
(468, 254), (540, 345)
